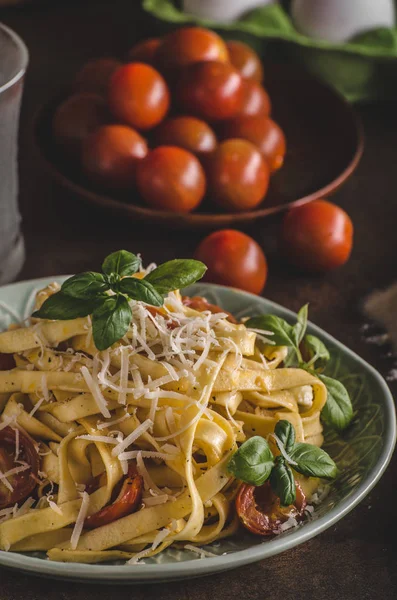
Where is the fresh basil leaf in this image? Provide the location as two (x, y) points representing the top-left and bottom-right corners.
(33, 292), (101, 320)
(246, 315), (296, 347)
(318, 374), (353, 432)
(274, 420), (295, 454)
(293, 304), (308, 346)
(290, 442), (338, 480)
(302, 334), (330, 369)
(145, 259), (207, 295)
(270, 456), (296, 507)
(61, 272), (109, 299)
(102, 250), (141, 278)
(118, 278), (163, 307)
(92, 295), (132, 351)
(227, 436), (274, 486)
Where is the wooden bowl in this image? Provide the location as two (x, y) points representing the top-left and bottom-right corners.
(34, 61), (364, 229)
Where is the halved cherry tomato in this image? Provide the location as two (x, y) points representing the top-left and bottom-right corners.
(226, 40), (264, 83)
(84, 463), (143, 529)
(281, 200), (354, 273)
(236, 481), (306, 536)
(127, 38), (161, 65)
(0, 426), (40, 509)
(74, 58), (122, 96)
(156, 27), (229, 72)
(182, 296), (237, 324)
(0, 353), (15, 371)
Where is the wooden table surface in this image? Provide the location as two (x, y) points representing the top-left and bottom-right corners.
(0, 1), (396, 598)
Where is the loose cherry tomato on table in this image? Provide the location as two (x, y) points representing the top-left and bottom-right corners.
(206, 139), (270, 212)
(154, 116), (217, 157)
(136, 146), (206, 213)
(195, 230), (268, 295)
(220, 116), (286, 173)
(52, 93), (109, 157)
(84, 463), (143, 529)
(236, 481), (306, 536)
(82, 124), (148, 189)
(0, 426), (40, 509)
(238, 80), (272, 118)
(182, 296), (237, 324)
(127, 38), (161, 65)
(74, 58), (122, 96)
(176, 61), (244, 122)
(108, 63), (170, 131)
(281, 199), (354, 273)
(226, 40), (264, 83)
(155, 27), (229, 72)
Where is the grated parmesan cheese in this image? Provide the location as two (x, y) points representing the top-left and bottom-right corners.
(81, 365), (111, 419)
(112, 419), (153, 457)
(70, 491), (90, 550)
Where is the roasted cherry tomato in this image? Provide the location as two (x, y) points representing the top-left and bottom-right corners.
(154, 116), (217, 157)
(136, 146), (206, 213)
(281, 199), (354, 273)
(195, 230), (268, 295)
(0, 353), (16, 371)
(182, 296), (237, 324)
(108, 63), (170, 131)
(239, 80), (271, 118)
(226, 40), (264, 83)
(74, 58), (122, 95)
(127, 38), (161, 65)
(156, 27), (229, 72)
(82, 124), (148, 189)
(206, 139), (269, 212)
(52, 93), (109, 157)
(236, 481), (306, 536)
(176, 61), (243, 122)
(0, 426), (40, 509)
(84, 463), (143, 529)
(220, 116), (286, 173)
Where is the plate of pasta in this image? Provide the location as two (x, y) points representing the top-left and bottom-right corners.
(0, 251), (395, 583)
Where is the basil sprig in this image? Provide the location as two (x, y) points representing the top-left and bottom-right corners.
(247, 305), (353, 432)
(228, 420), (338, 506)
(33, 250), (207, 351)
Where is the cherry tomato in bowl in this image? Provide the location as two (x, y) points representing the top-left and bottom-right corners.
(154, 116), (217, 157)
(195, 229), (268, 295)
(156, 27), (229, 72)
(74, 58), (122, 96)
(206, 139), (270, 212)
(281, 199), (353, 273)
(176, 61), (244, 122)
(0, 426), (40, 509)
(227, 40), (264, 83)
(236, 481), (306, 536)
(108, 63), (170, 131)
(127, 38), (161, 65)
(136, 146), (206, 213)
(239, 80), (271, 118)
(82, 124), (148, 190)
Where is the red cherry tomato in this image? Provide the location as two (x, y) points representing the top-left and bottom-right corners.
(195, 230), (268, 295)
(239, 80), (271, 118)
(84, 463), (143, 529)
(236, 481), (306, 536)
(226, 40), (264, 83)
(206, 139), (270, 212)
(182, 296), (237, 324)
(220, 116), (286, 173)
(156, 27), (229, 71)
(82, 124), (148, 189)
(108, 63), (170, 131)
(0, 426), (40, 509)
(281, 199), (354, 273)
(176, 61), (243, 122)
(52, 93), (109, 157)
(74, 58), (122, 95)
(136, 146), (206, 213)
(127, 38), (161, 65)
(154, 116), (217, 157)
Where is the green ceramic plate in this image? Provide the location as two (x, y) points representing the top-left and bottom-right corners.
(0, 278), (395, 583)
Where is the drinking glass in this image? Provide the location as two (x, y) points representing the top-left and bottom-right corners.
(0, 22), (28, 285)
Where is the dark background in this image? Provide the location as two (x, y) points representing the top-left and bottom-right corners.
(0, 1), (396, 598)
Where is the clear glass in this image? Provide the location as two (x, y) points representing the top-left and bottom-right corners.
(0, 22), (28, 285)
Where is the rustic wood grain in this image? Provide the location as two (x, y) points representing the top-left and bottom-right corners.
(0, 1), (396, 598)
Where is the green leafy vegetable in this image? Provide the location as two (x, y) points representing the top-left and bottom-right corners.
(145, 259), (207, 295)
(269, 457), (296, 507)
(318, 374), (354, 432)
(33, 292), (102, 320)
(301, 334), (330, 369)
(102, 250), (141, 278)
(293, 304), (308, 346)
(61, 272), (109, 299)
(227, 436), (274, 486)
(118, 278), (163, 307)
(290, 443), (338, 480)
(274, 420), (295, 454)
(92, 296), (132, 351)
(246, 315), (297, 348)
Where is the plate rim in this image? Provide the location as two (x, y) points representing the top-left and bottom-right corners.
(0, 278), (395, 582)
